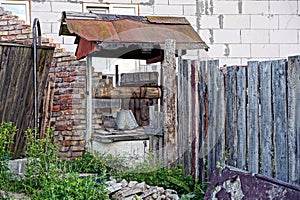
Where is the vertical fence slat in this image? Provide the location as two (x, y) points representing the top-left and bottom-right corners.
(272, 59), (288, 182)
(259, 61), (273, 177)
(236, 66), (247, 170)
(207, 60), (216, 178)
(215, 61), (225, 167)
(177, 55), (184, 165)
(247, 61), (259, 173)
(162, 39), (178, 166)
(225, 66), (237, 166)
(198, 60), (207, 183)
(287, 56), (299, 185)
(191, 60), (199, 177)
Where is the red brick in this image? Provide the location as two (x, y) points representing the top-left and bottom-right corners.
(72, 151), (84, 157)
(64, 110), (77, 115)
(60, 94), (72, 100)
(60, 105), (72, 110)
(55, 125), (68, 131)
(56, 72), (69, 78)
(0, 35), (16, 40)
(71, 146), (85, 151)
(58, 151), (72, 158)
(63, 77), (75, 82)
(52, 106), (60, 112)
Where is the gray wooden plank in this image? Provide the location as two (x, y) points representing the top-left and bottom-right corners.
(214, 61), (225, 167)
(259, 61), (273, 177)
(287, 56), (299, 185)
(177, 52), (183, 165)
(247, 61), (259, 173)
(272, 59), (288, 182)
(225, 65), (237, 167)
(162, 39), (178, 167)
(207, 60), (216, 178)
(187, 59), (192, 174)
(236, 66), (247, 170)
(198, 60), (207, 183)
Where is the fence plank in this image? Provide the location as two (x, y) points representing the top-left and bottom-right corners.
(247, 61), (259, 173)
(162, 39), (178, 167)
(259, 61), (273, 177)
(177, 55), (184, 165)
(287, 56), (299, 185)
(272, 59), (288, 182)
(215, 62), (225, 167)
(198, 60), (207, 183)
(236, 66), (247, 170)
(207, 60), (216, 178)
(225, 66), (237, 167)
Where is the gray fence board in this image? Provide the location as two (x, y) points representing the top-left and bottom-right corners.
(259, 61), (273, 177)
(236, 66), (247, 170)
(272, 60), (289, 182)
(225, 66), (237, 166)
(287, 56), (299, 185)
(247, 61), (259, 173)
(198, 60), (207, 183)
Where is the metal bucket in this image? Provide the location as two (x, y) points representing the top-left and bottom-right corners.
(115, 110), (138, 130)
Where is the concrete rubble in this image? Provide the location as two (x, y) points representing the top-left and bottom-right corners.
(105, 177), (180, 200)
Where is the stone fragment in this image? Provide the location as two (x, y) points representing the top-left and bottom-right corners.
(128, 181), (139, 188)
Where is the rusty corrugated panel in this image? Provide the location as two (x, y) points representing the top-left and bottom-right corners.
(65, 19), (120, 42)
(59, 12), (209, 60)
(146, 16), (189, 24)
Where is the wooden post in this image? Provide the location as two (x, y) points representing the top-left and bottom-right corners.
(287, 56), (299, 185)
(162, 39), (178, 167)
(272, 59), (288, 182)
(236, 66), (247, 171)
(259, 61), (273, 177)
(247, 61), (259, 173)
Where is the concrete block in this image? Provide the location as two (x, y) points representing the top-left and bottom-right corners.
(103, 0), (132, 4)
(183, 5), (196, 16)
(198, 29), (211, 44)
(51, 2), (82, 13)
(31, 12), (61, 23)
(241, 30), (269, 44)
(242, 1), (269, 15)
(219, 58), (243, 67)
(223, 15), (250, 29)
(279, 15), (300, 29)
(153, 5), (183, 15)
(132, 0), (153, 4)
(185, 16), (197, 27)
(213, 1), (239, 14)
(45, 33), (63, 43)
(269, 1), (297, 15)
(52, 22), (61, 34)
(227, 44), (251, 58)
(214, 30), (241, 44)
(169, 0), (195, 5)
(279, 44), (300, 57)
(31, 2), (51, 12)
(206, 44), (226, 58)
(40, 22), (52, 34)
(151, 0), (168, 5)
(139, 5), (154, 15)
(270, 30), (298, 44)
(63, 36), (77, 44)
(251, 44), (280, 58)
(60, 44), (79, 53)
(251, 15), (279, 29)
(199, 15), (220, 29)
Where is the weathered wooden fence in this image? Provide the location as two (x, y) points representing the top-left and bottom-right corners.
(176, 56), (300, 186)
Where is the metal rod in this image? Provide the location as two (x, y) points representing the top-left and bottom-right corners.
(32, 18), (41, 136)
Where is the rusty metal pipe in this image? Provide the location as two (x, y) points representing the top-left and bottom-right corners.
(32, 18), (41, 137)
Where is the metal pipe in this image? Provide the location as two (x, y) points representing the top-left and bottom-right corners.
(32, 18), (41, 136)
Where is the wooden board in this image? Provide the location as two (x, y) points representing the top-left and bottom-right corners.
(259, 61), (273, 177)
(247, 61), (259, 173)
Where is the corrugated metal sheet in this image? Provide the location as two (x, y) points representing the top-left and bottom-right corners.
(59, 11), (208, 60)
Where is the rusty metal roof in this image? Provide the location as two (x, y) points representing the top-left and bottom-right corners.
(59, 11), (208, 61)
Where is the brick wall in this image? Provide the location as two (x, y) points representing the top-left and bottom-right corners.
(0, 5), (86, 159)
(31, 0), (300, 66)
(49, 51), (87, 158)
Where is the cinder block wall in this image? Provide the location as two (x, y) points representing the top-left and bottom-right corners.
(31, 0), (300, 66)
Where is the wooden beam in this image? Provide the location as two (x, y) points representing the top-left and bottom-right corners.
(94, 87), (161, 99)
(162, 39), (178, 167)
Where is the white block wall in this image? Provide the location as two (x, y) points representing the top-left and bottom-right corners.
(30, 0), (300, 65)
